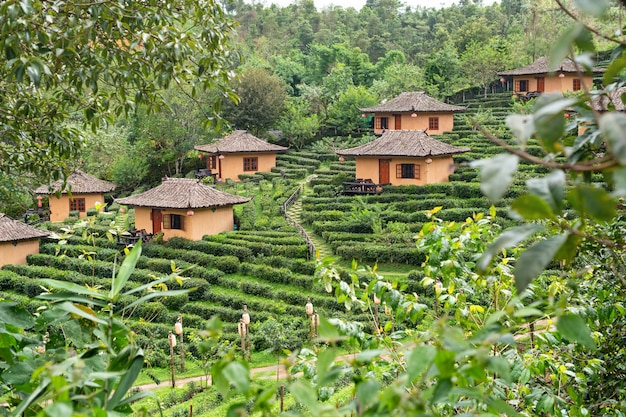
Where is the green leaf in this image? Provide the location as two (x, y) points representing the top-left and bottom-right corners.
(317, 348), (338, 386)
(478, 224), (543, 272)
(526, 170), (566, 214)
(43, 402), (74, 417)
(550, 24), (584, 72)
(557, 313), (596, 349)
(514, 234), (569, 293)
(289, 380), (321, 415)
(222, 362), (250, 395)
(600, 112), (626, 166)
(406, 345), (436, 382)
(431, 378), (452, 404)
(533, 95), (577, 151)
(356, 380), (381, 410)
(470, 154), (519, 201)
(38, 279), (107, 301)
(554, 233), (582, 265)
(487, 398), (525, 417)
(511, 194), (555, 220)
(111, 240), (142, 300)
(604, 52), (626, 87)
(513, 308), (545, 318)
(107, 351), (145, 410)
(567, 184), (616, 222)
(610, 167), (626, 198)
(486, 356), (511, 383)
(574, 0), (610, 16)
(0, 302), (35, 329)
(56, 301), (108, 325)
(505, 114), (534, 149)
(434, 349), (456, 379)
(121, 289), (189, 313)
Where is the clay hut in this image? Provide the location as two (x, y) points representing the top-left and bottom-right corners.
(0, 213), (50, 267)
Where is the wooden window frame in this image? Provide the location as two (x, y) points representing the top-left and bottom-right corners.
(208, 155), (217, 170)
(374, 116), (388, 130)
(573, 79), (581, 91)
(428, 117), (439, 131)
(69, 197), (86, 212)
(243, 157), (258, 172)
(396, 164), (420, 179)
(515, 79), (529, 92)
(163, 214), (184, 230)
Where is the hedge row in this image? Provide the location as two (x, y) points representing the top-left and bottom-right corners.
(335, 243), (426, 265)
(207, 232), (306, 246)
(248, 255), (316, 276)
(201, 235), (308, 259)
(40, 242), (121, 261)
(166, 237), (254, 261)
(141, 244), (240, 274)
(239, 263), (315, 289)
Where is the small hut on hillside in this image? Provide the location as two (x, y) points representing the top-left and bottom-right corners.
(0, 214), (50, 267)
(115, 178), (251, 241)
(336, 130), (469, 187)
(498, 57), (604, 96)
(359, 92), (466, 135)
(195, 130), (289, 181)
(35, 170), (116, 222)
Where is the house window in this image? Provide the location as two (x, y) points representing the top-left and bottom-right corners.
(208, 155), (217, 170)
(515, 79), (529, 92)
(163, 214), (184, 230)
(573, 79), (581, 91)
(396, 164), (420, 179)
(69, 198), (86, 212)
(243, 157), (258, 172)
(428, 117), (439, 131)
(375, 117), (388, 130)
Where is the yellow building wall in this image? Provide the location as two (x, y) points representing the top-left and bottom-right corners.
(512, 74), (594, 94)
(218, 153), (277, 181)
(354, 156), (455, 186)
(0, 239), (40, 267)
(372, 113), (455, 135)
(134, 206), (235, 241)
(48, 193), (106, 222)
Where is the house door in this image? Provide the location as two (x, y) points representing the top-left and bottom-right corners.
(151, 209), (162, 234)
(537, 77), (545, 92)
(379, 159), (390, 184)
(394, 114), (401, 130)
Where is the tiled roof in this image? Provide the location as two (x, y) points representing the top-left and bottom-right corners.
(35, 170), (116, 194)
(0, 213), (50, 242)
(195, 130), (289, 154)
(360, 92), (466, 113)
(498, 57), (604, 76)
(590, 87), (626, 111)
(335, 130), (470, 157)
(115, 178), (251, 209)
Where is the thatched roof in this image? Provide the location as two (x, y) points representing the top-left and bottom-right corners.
(35, 170), (116, 194)
(498, 57), (604, 76)
(195, 130), (289, 154)
(335, 130), (470, 158)
(360, 92), (466, 114)
(115, 178), (251, 209)
(0, 213), (50, 242)
(590, 87), (626, 111)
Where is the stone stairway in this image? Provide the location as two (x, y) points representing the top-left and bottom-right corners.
(285, 174), (334, 260)
(287, 198), (334, 260)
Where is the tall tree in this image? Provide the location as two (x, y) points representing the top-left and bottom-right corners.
(0, 0), (237, 194)
(224, 67), (288, 136)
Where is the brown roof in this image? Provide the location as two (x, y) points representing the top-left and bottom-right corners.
(360, 92), (466, 113)
(195, 130), (289, 154)
(114, 178), (251, 209)
(35, 170), (116, 194)
(590, 87), (626, 111)
(0, 213), (50, 242)
(498, 57), (604, 76)
(335, 130), (470, 157)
